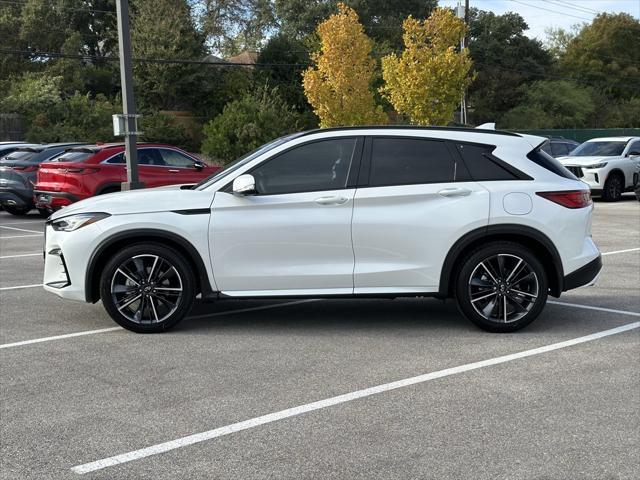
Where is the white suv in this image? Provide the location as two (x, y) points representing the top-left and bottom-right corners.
(43, 127), (601, 333)
(558, 136), (640, 201)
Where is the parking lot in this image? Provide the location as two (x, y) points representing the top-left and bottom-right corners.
(1, 198), (638, 479)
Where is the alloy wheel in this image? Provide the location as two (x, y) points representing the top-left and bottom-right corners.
(110, 254), (183, 324)
(468, 254), (539, 323)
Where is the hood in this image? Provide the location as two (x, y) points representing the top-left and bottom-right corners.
(557, 156), (615, 166)
(50, 186), (213, 220)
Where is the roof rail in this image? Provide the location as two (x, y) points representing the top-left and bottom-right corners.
(299, 125), (520, 137)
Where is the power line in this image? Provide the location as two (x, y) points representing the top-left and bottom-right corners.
(508, 0), (593, 21)
(550, 0), (599, 15)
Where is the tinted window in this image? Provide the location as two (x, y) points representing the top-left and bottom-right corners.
(47, 151), (94, 163)
(105, 152), (125, 164)
(369, 138), (454, 187)
(138, 149), (165, 166)
(159, 149), (196, 167)
(627, 141), (640, 155)
(571, 141), (626, 156)
(527, 148), (577, 180)
(456, 144), (518, 181)
(550, 142), (568, 157)
(251, 138), (357, 195)
(1, 150), (37, 162)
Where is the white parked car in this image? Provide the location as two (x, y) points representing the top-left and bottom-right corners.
(558, 136), (640, 201)
(43, 127), (601, 333)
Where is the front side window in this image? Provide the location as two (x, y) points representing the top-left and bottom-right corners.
(250, 138), (357, 195)
(159, 149), (196, 167)
(369, 138), (455, 187)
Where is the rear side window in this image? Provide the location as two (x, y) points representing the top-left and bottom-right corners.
(455, 143), (520, 181)
(369, 138), (455, 187)
(527, 147), (577, 180)
(48, 151), (94, 163)
(138, 149), (165, 166)
(105, 152), (125, 164)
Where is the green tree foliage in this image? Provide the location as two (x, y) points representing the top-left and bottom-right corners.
(140, 113), (194, 151)
(201, 87), (302, 163)
(500, 80), (595, 129)
(560, 13), (640, 99)
(256, 33), (312, 112)
(274, 0), (436, 48)
(131, 0), (206, 110)
(467, 9), (552, 124)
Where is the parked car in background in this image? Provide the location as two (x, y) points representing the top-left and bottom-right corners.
(34, 143), (220, 211)
(0, 143), (83, 216)
(558, 136), (640, 201)
(0, 142), (39, 158)
(540, 137), (580, 158)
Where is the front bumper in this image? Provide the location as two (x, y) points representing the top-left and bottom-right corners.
(563, 254), (602, 291)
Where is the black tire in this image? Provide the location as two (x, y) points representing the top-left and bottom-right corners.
(100, 243), (195, 333)
(455, 241), (548, 333)
(602, 173), (623, 202)
(3, 204), (31, 216)
(37, 208), (51, 218)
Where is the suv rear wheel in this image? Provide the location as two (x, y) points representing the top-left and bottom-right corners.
(100, 243), (195, 333)
(455, 242), (548, 332)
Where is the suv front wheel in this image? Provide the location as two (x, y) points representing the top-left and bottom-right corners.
(100, 243), (195, 333)
(455, 242), (548, 332)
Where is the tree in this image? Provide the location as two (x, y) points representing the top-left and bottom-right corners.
(380, 8), (474, 125)
(500, 80), (595, 129)
(201, 87), (302, 163)
(274, 0), (437, 49)
(466, 9), (552, 124)
(131, 0), (206, 110)
(302, 3), (386, 128)
(560, 13), (640, 99)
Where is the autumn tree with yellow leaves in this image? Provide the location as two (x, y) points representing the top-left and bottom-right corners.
(303, 4), (387, 128)
(381, 8), (475, 125)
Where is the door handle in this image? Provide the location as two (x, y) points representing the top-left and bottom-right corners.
(168, 169), (180, 173)
(314, 195), (349, 205)
(438, 187), (472, 197)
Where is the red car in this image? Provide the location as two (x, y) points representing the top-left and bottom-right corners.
(34, 143), (220, 210)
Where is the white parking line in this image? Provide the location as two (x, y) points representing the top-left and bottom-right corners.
(0, 234), (42, 239)
(0, 327), (123, 350)
(71, 318), (640, 474)
(0, 220), (45, 226)
(0, 283), (42, 291)
(0, 300), (319, 350)
(0, 225), (42, 234)
(549, 301), (640, 317)
(602, 247), (640, 256)
(0, 252), (41, 259)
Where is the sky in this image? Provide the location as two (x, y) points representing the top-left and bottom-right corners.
(438, 0), (640, 41)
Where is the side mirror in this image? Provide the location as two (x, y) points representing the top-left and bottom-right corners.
(232, 174), (256, 195)
(194, 161), (205, 170)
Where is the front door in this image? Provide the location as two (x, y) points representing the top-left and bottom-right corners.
(210, 137), (362, 295)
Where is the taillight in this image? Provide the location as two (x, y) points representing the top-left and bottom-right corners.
(536, 190), (592, 209)
(63, 167), (100, 174)
(11, 165), (38, 172)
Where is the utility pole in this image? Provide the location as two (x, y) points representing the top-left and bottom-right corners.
(115, 0), (143, 190)
(457, 0), (470, 125)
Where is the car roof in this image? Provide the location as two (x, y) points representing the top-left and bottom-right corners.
(585, 136), (639, 142)
(65, 142), (174, 153)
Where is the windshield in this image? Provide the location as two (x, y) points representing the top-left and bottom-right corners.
(194, 133), (303, 190)
(570, 141), (626, 157)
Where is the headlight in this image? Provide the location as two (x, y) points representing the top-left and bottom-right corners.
(585, 162), (607, 169)
(50, 212), (110, 232)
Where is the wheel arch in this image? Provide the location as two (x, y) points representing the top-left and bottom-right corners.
(96, 182), (122, 195)
(606, 168), (625, 183)
(439, 224), (564, 298)
(85, 229), (216, 303)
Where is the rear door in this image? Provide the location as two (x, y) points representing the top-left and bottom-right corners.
(352, 136), (490, 294)
(136, 148), (166, 187)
